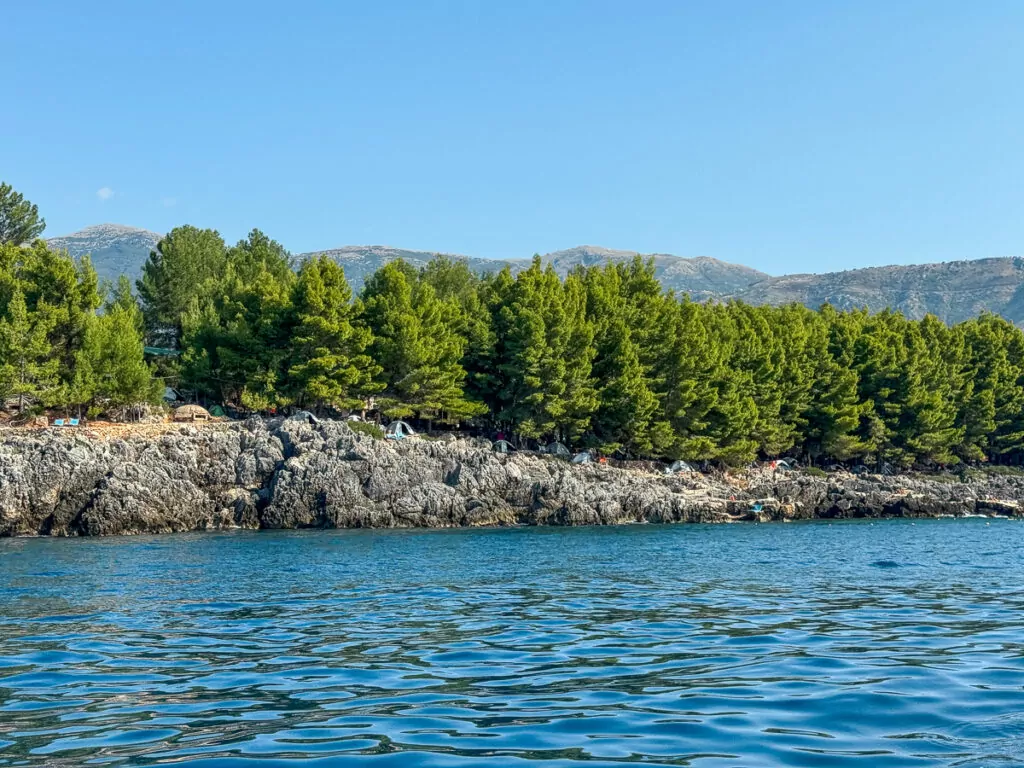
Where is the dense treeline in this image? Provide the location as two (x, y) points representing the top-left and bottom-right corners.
(2, 181), (1024, 467)
(129, 223), (1024, 468)
(0, 241), (160, 416)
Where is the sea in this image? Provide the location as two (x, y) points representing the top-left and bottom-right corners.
(1, 520), (1023, 767)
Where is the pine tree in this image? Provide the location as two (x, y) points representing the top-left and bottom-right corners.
(659, 297), (720, 460)
(900, 316), (963, 466)
(802, 308), (872, 461)
(730, 304), (791, 456)
(420, 256), (497, 411)
(493, 259), (575, 440)
(0, 288), (58, 412)
(0, 182), (46, 245)
(556, 271), (598, 443)
(17, 242), (102, 391)
(591, 314), (659, 455)
(92, 306), (161, 409)
(973, 314), (1024, 462)
(854, 310), (907, 466)
(362, 260), (483, 424)
(586, 264), (662, 455)
(701, 305), (760, 465)
(105, 275), (145, 336)
(137, 226), (228, 347)
(287, 256), (380, 412)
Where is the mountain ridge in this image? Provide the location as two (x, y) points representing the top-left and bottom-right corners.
(43, 224), (1024, 324)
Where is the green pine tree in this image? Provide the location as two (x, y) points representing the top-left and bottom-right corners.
(137, 226), (228, 347)
(362, 260), (484, 424)
(0, 288), (59, 412)
(801, 307), (872, 461)
(287, 256), (380, 412)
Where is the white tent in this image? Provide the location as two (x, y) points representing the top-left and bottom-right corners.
(571, 451), (593, 464)
(386, 420), (416, 440)
(546, 441), (571, 457)
(667, 460), (694, 474)
(494, 439), (515, 454)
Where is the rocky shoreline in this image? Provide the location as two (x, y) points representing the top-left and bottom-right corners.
(0, 415), (1022, 536)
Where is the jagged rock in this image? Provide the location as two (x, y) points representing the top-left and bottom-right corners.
(2, 419), (1024, 536)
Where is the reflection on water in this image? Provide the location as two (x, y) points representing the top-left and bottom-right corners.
(1, 521), (1023, 766)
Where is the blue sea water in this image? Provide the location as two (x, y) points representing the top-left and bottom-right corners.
(1, 520), (1023, 767)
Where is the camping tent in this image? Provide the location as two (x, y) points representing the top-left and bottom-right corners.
(493, 439), (515, 454)
(545, 441), (571, 457)
(571, 451), (592, 464)
(667, 460), (694, 474)
(287, 410), (320, 425)
(386, 420), (416, 440)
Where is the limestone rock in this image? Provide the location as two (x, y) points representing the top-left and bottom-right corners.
(2, 420), (1024, 536)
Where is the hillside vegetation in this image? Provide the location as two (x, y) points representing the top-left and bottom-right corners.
(0, 182), (1021, 467)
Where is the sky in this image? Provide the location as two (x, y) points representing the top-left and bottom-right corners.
(4, 1), (1024, 275)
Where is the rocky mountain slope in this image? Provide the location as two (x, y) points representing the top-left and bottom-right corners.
(44, 224), (1024, 323)
(45, 227), (769, 301)
(46, 224), (162, 287)
(539, 246), (768, 300)
(0, 416), (1021, 536)
(303, 245), (510, 292)
(301, 244), (768, 301)
(734, 257), (1024, 325)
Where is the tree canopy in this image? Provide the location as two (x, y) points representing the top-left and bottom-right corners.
(0, 182), (45, 245)
(6, 199), (1024, 461)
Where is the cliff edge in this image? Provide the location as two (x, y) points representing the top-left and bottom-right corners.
(1, 416), (1021, 536)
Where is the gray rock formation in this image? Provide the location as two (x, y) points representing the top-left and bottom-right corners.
(1, 417), (1022, 536)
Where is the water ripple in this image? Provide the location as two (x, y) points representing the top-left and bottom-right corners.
(1, 521), (1023, 766)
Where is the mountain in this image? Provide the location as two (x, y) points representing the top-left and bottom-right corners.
(42, 224), (1024, 325)
(734, 258), (1024, 325)
(46, 224), (162, 287)
(299, 245), (512, 293)
(539, 246), (768, 301)
(296, 245), (768, 301)
(45, 227), (769, 300)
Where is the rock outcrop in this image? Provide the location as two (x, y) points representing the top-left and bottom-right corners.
(1, 416), (1022, 536)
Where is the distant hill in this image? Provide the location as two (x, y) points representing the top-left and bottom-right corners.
(45, 226), (769, 301)
(296, 244), (768, 302)
(299, 245), (510, 293)
(734, 258), (1024, 325)
(43, 224), (1024, 324)
(46, 224), (162, 287)
(538, 246), (768, 301)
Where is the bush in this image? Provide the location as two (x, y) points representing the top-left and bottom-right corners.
(347, 421), (384, 440)
(803, 466), (827, 478)
(980, 464), (1024, 477)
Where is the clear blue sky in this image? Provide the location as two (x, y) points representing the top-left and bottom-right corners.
(4, 1), (1023, 274)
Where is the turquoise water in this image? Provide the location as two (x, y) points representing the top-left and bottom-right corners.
(1, 521), (1024, 767)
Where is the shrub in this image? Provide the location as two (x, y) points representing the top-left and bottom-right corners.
(980, 464), (1024, 477)
(347, 421), (384, 440)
